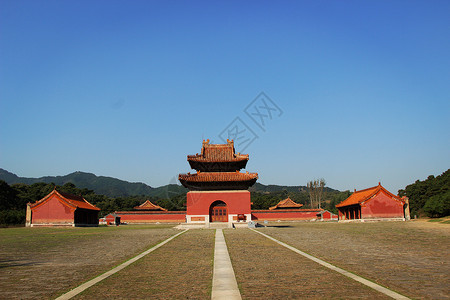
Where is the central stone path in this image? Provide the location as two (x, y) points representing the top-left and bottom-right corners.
(211, 229), (242, 300)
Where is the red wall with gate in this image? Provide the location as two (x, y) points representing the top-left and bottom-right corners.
(187, 191), (251, 216)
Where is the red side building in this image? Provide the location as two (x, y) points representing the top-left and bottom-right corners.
(104, 213), (121, 225)
(134, 200), (167, 211)
(179, 139), (258, 224)
(252, 197), (326, 221)
(336, 183), (406, 221)
(26, 189), (100, 227)
(269, 197), (303, 210)
(115, 200), (185, 224)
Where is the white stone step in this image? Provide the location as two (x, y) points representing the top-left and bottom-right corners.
(209, 222), (231, 229)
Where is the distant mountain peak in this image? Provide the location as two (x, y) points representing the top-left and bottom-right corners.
(0, 168), (155, 198)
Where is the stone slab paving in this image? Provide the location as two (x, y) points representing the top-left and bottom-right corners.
(55, 229), (188, 300)
(211, 229), (242, 300)
(251, 229), (410, 300)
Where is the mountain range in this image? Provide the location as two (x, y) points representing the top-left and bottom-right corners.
(0, 168), (338, 198)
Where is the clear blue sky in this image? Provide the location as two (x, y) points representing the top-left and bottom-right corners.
(1, 0), (449, 193)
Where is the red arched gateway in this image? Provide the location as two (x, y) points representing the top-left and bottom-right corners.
(209, 200), (228, 222)
(179, 139), (257, 224)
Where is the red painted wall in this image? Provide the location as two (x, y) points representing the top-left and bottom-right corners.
(116, 211), (186, 223)
(187, 191), (251, 215)
(31, 195), (74, 224)
(110, 208), (338, 223)
(320, 211), (338, 220)
(361, 190), (404, 219)
(114, 208), (329, 223)
(105, 214), (115, 223)
(251, 210), (322, 221)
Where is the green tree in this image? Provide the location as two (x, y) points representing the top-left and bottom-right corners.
(399, 169), (449, 217)
(0, 180), (26, 225)
(423, 191), (450, 218)
(325, 190), (351, 214)
(307, 178), (326, 209)
(0, 180), (18, 210)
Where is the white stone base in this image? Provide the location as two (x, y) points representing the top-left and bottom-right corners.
(174, 224), (207, 229)
(186, 215), (210, 224)
(232, 222), (250, 228)
(338, 217), (406, 223)
(31, 223), (75, 227)
(228, 213), (251, 223)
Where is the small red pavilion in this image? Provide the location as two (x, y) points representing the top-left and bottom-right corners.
(252, 197), (325, 221)
(269, 197), (303, 210)
(134, 200), (167, 211)
(336, 183), (406, 221)
(179, 139), (258, 224)
(26, 189), (100, 227)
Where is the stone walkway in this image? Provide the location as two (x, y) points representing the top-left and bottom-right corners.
(50, 227), (410, 300)
(54, 229), (188, 300)
(251, 229), (410, 300)
(211, 229), (242, 300)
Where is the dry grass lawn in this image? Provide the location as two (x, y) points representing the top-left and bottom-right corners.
(258, 220), (450, 299)
(0, 225), (178, 299)
(74, 229), (215, 300)
(1, 220), (448, 300)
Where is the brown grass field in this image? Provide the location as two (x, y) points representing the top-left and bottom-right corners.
(0, 225), (178, 299)
(256, 220), (450, 299)
(224, 228), (388, 299)
(74, 229), (215, 300)
(0, 220), (448, 299)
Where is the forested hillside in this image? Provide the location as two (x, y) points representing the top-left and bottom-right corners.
(1, 169), (340, 198)
(0, 179), (345, 225)
(399, 169), (449, 217)
(249, 182), (338, 193)
(1, 168), (448, 226)
(0, 169), (156, 197)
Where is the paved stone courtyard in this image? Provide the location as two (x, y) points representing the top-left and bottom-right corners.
(1, 221), (449, 299)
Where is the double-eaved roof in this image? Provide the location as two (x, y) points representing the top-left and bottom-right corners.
(336, 183), (404, 208)
(179, 171), (257, 182)
(187, 139), (249, 172)
(179, 170), (258, 190)
(29, 189), (100, 211)
(188, 139), (248, 163)
(179, 139), (258, 190)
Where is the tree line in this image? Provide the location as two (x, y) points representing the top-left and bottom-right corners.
(251, 188), (348, 214)
(399, 169), (449, 218)
(1, 169), (448, 225)
(0, 179), (347, 225)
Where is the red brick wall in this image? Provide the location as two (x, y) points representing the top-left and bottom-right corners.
(361, 190), (404, 219)
(320, 211), (338, 220)
(31, 195), (74, 224)
(111, 208), (336, 223)
(187, 191), (251, 215)
(251, 210), (321, 221)
(116, 212), (186, 223)
(105, 215), (116, 223)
